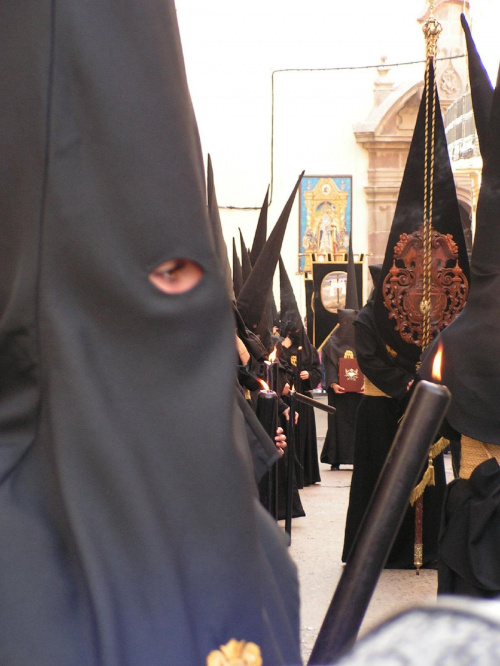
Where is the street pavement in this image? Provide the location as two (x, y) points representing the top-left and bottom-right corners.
(279, 393), (450, 664)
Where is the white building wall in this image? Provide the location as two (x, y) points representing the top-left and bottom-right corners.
(175, 0), (499, 316)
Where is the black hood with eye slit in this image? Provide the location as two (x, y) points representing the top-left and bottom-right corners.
(0, 1), (300, 664)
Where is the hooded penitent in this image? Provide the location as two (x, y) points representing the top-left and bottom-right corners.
(419, 17), (500, 446)
(322, 309), (358, 374)
(279, 257), (317, 372)
(373, 61), (470, 366)
(0, 2), (300, 664)
(279, 256), (302, 335)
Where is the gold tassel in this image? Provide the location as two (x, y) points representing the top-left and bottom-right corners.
(410, 458), (435, 505)
(409, 437), (448, 505)
(429, 436), (449, 459)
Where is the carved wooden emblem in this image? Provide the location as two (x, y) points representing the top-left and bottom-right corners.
(382, 226), (468, 346)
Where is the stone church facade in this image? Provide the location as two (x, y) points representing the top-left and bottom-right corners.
(355, 0), (479, 268)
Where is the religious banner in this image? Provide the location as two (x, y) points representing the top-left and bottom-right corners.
(299, 175), (352, 273)
(311, 260), (363, 350)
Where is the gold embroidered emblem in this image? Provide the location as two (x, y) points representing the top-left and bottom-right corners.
(344, 367), (359, 382)
(290, 354), (297, 367)
(206, 639), (262, 665)
(343, 350), (354, 359)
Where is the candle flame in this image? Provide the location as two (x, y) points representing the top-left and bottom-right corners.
(269, 347), (277, 362)
(259, 378), (270, 391)
(432, 346), (443, 382)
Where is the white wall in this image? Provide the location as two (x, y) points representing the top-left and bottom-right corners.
(175, 0), (499, 316)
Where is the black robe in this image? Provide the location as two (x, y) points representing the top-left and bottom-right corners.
(277, 338), (322, 487)
(438, 458), (500, 597)
(320, 311), (362, 467)
(321, 388), (361, 467)
(342, 303), (446, 568)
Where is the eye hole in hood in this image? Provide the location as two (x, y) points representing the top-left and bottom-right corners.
(148, 258), (203, 295)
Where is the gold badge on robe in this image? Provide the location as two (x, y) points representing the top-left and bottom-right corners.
(206, 639), (262, 665)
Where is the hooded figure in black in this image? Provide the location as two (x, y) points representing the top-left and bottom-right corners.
(234, 180), (306, 519)
(342, 57), (468, 568)
(0, 2), (301, 664)
(419, 16), (500, 598)
(277, 260), (322, 487)
(320, 309), (362, 468)
(320, 233), (362, 469)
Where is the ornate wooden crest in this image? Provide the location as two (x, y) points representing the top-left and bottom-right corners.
(382, 225), (468, 347)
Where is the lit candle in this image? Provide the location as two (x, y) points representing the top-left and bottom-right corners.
(264, 346), (278, 392)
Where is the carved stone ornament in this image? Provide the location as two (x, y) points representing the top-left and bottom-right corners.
(382, 225), (468, 346)
(206, 639), (262, 666)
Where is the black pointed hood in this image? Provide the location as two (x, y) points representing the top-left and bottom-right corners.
(236, 172), (304, 331)
(345, 231), (359, 311)
(249, 186), (269, 265)
(239, 227), (253, 284)
(369, 263), (383, 289)
(322, 308), (358, 380)
(232, 237), (243, 298)
(367, 263), (383, 304)
(0, 1), (301, 663)
(373, 61), (470, 365)
(206, 154), (234, 299)
(460, 13), (494, 156)
(279, 256), (301, 325)
(419, 34), (500, 445)
(279, 257), (316, 363)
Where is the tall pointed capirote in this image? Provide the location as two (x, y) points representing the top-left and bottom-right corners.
(239, 228), (253, 284)
(373, 60), (470, 365)
(232, 237), (243, 298)
(236, 171), (304, 331)
(249, 186), (270, 265)
(206, 154), (234, 299)
(345, 230), (359, 311)
(460, 13), (494, 156)
(279, 256), (301, 324)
